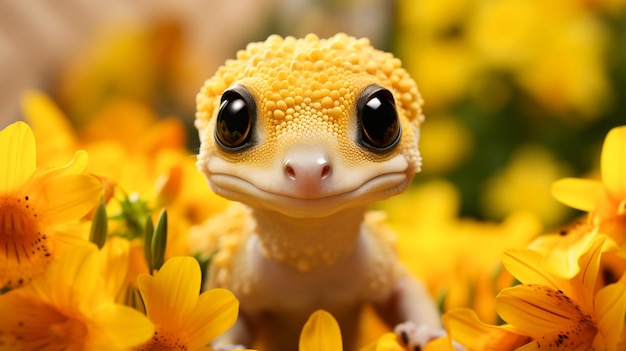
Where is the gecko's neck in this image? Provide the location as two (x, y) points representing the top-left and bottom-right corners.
(249, 206), (367, 272)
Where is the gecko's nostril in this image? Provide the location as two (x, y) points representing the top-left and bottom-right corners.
(285, 164), (297, 180)
(320, 164), (332, 179)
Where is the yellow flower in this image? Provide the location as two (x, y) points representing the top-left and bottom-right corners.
(135, 256), (239, 350)
(497, 235), (626, 349)
(0, 244), (154, 350)
(552, 125), (626, 245)
(0, 121), (102, 290)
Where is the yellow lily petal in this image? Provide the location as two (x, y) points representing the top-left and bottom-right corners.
(528, 231), (597, 279)
(299, 310), (343, 351)
(137, 256), (201, 328)
(21, 150), (91, 199)
(186, 288), (239, 350)
(594, 283), (626, 348)
(570, 235), (606, 314)
(0, 121), (36, 193)
(551, 177), (603, 212)
(502, 247), (563, 288)
(43, 174), (102, 224)
(38, 244), (100, 309)
(601, 126), (626, 200)
(91, 304), (155, 350)
(99, 236), (131, 298)
(496, 284), (596, 347)
(442, 308), (529, 351)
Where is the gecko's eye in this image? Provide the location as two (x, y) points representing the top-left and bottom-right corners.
(215, 87), (256, 150)
(357, 86), (401, 152)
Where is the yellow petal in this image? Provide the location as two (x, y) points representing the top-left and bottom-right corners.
(502, 247), (563, 288)
(496, 284), (594, 345)
(90, 304), (155, 350)
(529, 233), (585, 279)
(299, 310), (343, 351)
(43, 174), (102, 224)
(99, 236), (131, 298)
(186, 288), (240, 349)
(34, 244), (102, 310)
(601, 126), (626, 199)
(0, 121), (36, 193)
(26, 150), (90, 188)
(551, 178), (603, 212)
(595, 283), (626, 348)
(442, 308), (529, 351)
(570, 235), (606, 314)
(137, 257), (201, 327)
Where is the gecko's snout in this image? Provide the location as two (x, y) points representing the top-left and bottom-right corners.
(282, 145), (333, 198)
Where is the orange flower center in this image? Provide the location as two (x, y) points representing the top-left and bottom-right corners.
(0, 195), (52, 290)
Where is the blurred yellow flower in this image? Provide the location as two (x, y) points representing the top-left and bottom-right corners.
(399, 40), (479, 112)
(0, 121), (102, 290)
(482, 145), (568, 226)
(467, 0), (542, 70)
(135, 256), (239, 351)
(498, 235), (626, 349)
(516, 12), (610, 119)
(552, 125), (626, 245)
(481, 145), (573, 227)
(0, 244), (154, 350)
(419, 115), (474, 175)
(379, 179), (541, 323)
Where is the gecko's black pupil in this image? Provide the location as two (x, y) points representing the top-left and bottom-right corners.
(215, 88), (254, 149)
(358, 86), (400, 151)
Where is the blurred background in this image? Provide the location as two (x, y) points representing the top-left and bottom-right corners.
(2, 0), (625, 324)
(2, 0), (626, 226)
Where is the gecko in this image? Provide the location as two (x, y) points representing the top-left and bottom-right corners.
(195, 33), (444, 351)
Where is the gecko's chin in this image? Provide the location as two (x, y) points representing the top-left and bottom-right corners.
(208, 172), (411, 218)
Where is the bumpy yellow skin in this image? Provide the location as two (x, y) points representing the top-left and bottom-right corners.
(194, 34), (439, 351)
(196, 33), (423, 170)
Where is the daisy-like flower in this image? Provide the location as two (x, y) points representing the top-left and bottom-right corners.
(0, 243), (155, 350)
(0, 121), (102, 290)
(135, 256), (239, 351)
(552, 125), (626, 245)
(496, 234), (626, 350)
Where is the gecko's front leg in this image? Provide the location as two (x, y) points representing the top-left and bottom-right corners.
(375, 274), (457, 350)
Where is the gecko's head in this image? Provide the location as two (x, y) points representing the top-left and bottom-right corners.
(196, 34), (424, 218)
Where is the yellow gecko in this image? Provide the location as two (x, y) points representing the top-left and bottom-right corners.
(195, 33), (443, 351)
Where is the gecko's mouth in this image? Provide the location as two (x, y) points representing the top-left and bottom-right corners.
(208, 172), (410, 218)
